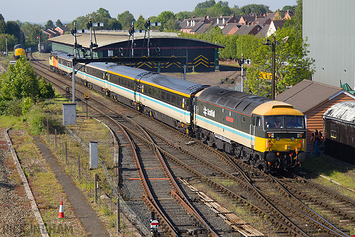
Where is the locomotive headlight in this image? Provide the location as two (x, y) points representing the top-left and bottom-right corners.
(276, 137), (280, 141)
(297, 133), (300, 138)
(291, 137), (295, 141)
(271, 133), (274, 138)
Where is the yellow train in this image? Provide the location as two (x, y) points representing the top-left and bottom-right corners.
(14, 44), (25, 59)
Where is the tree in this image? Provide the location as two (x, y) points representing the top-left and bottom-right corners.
(239, 4), (270, 15)
(284, 0), (302, 35)
(117, 11), (135, 30)
(196, 0), (216, 10)
(56, 19), (63, 27)
(107, 18), (121, 30)
(0, 14), (5, 34)
(156, 11), (175, 30)
(6, 21), (23, 43)
(0, 57), (54, 102)
(20, 22), (43, 48)
(45, 19), (54, 29)
(245, 26), (315, 97)
(0, 34), (17, 52)
(135, 15), (145, 30)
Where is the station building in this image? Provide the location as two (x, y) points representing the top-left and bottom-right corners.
(48, 31), (224, 73)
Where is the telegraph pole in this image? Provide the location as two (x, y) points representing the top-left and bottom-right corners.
(263, 36), (276, 100)
(71, 23), (78, 103)
(240, 54), (244, 92)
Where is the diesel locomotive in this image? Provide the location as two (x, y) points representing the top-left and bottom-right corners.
(14, 44), (25, 59)
(49, 50), (306, 172)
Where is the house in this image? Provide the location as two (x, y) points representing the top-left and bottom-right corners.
(55, 26), (70, 36)
(222, 23), (240, 35)
(180, 17), (205, 33)
(41, 29), (59, 38)
(255, 25), (270, 38)
(235, 25), (261, 36)
(276, 79), (355, 153)
(266, 20), (286, 37)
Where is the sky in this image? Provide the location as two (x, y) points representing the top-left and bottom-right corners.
(1, 0), (297, 24)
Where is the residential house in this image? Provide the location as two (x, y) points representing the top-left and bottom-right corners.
(266, 20), (286, 37)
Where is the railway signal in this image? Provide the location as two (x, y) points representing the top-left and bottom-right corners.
(87, 19), (103, 58)
(150, 212), (159, 236)
(144, 19), (161, 57)
(2, 35), (7, 56)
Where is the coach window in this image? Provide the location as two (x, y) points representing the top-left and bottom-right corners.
(330, 124), (337, 139)
(177, 97), (182, 107)
(172, 95), (176, 105)
(166, 93), (171, 103)
(242, 116), (246, 123)
(161, 91), (165, 100)
(185, 99), (190, 110)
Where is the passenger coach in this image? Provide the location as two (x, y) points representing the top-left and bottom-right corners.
(49, 51), (209, 134)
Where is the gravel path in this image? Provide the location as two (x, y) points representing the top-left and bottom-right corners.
(32, 136), (110, 237)
(0, 129), (35, 236)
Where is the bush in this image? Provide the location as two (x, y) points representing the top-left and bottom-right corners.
(0, 99), (22, 116)
(27, 106), (46, 135)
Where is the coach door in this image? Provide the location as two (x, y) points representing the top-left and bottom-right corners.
(134, 79), (143, 104)
(250, 116), (258, 149)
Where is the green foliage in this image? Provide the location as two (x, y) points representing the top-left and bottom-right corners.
(6, 21), (24, 43)
(106, 18), (121, 30)
(45, 20), (55, 29)
(135, 15), (145, 30)
(238, 4), (270, 15)
(284, 0), (302, 34)
(21, 97), (33, 117)
(0, 98), (22, 116)
(0, 34), (17, 52)
(245, 26), (315, 97)
(117, 11), (135, 30)
(20, 22), (43, 48)
(26, 105), (45, 135)
(56, 19), (63, 27)
(0, 56), (55, 101)
(0, 14), (5, 34)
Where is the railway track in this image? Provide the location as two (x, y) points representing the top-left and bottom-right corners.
(29, 56), (237, 236)
(29, 54), (354, 236)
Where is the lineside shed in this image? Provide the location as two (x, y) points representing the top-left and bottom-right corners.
(48, 31), (224, 73)
(276, 79), (355, 153)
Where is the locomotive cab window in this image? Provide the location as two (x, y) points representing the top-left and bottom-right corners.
(256, 117), (261, 127)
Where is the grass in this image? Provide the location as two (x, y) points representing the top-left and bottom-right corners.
(9, 130), (87, 236)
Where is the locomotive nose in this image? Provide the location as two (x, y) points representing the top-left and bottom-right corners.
(297, 152), (307, 163)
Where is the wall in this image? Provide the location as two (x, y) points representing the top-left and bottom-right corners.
(303, 0), (355, 89)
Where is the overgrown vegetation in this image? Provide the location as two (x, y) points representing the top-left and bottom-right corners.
(0, 56), (55, 132)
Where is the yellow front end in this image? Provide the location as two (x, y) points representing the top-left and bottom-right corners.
(15, 48), (25, 58)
